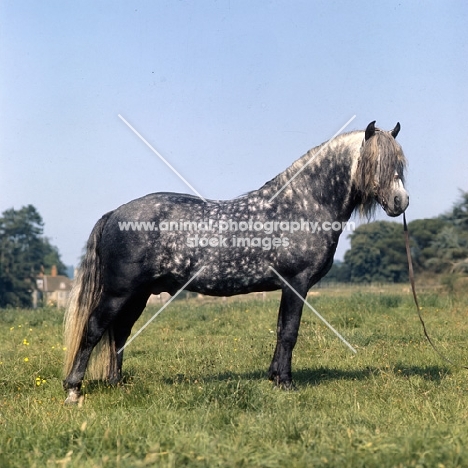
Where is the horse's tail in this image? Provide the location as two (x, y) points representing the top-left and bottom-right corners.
(63, 211), (116, 380)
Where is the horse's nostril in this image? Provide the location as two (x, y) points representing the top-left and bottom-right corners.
(394, 195), (401, 208)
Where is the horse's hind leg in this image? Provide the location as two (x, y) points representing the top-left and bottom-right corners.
(63, 293), (133, 404)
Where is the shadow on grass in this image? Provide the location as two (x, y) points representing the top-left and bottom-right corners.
(164, 367), (379, 387)
(162, 364), (451, 388)
(82, 370), (140, 393)
(162, 370), (267, 386)
(79, 364), (451, 395)
(294, 364), (451, 385)
(293, 366), (379, 386)
(392, 364), (451, 382)
(162, 367), (375, 388)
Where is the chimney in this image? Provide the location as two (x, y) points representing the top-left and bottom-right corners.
(51, 265), (58, 277)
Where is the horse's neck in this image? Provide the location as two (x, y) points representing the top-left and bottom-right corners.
(259, 132), (363, 220)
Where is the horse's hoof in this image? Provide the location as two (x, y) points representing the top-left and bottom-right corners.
(272, 378), (297, 391)
(64, 389), (83, 406)
(280, 381), (298, 391)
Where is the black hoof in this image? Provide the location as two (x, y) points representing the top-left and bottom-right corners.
(269, 374), (297, 391)
(279, 380), (298, 391)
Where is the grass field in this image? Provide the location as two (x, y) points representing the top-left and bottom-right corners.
(1, 286), (468, 467)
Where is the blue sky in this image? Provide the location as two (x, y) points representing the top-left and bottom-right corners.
(1, 1), (467, 267)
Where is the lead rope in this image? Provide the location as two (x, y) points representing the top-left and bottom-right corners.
(403, 212), (468, 369)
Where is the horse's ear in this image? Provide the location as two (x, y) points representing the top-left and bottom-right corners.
(365, 121), (376, 141)
(391, 122), (401, 138)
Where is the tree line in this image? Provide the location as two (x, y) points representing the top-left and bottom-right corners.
(0, 205), (66, 307)
(327, 191), (468, 283)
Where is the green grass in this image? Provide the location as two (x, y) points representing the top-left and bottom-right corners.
(1, 288), (468, 467)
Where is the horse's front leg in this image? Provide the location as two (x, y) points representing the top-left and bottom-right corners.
(268, 298), (284, 381)
(268, 282), (306, 389)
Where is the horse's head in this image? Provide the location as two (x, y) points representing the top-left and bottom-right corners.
(355, 121), (409, 218)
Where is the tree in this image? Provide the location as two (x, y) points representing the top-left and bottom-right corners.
(405, 218), (449, 273)
(425, 191), (468, 274)
(42, 238), (67, 276)
(426, 226), (468, 274)
(331, 191), (468, 283)
(343, 221), (407, 283)
(0, 205), (66, 308)
(442, 190), (468, 230)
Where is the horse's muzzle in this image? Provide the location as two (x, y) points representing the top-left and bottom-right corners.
(384, 188), (409, 217)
